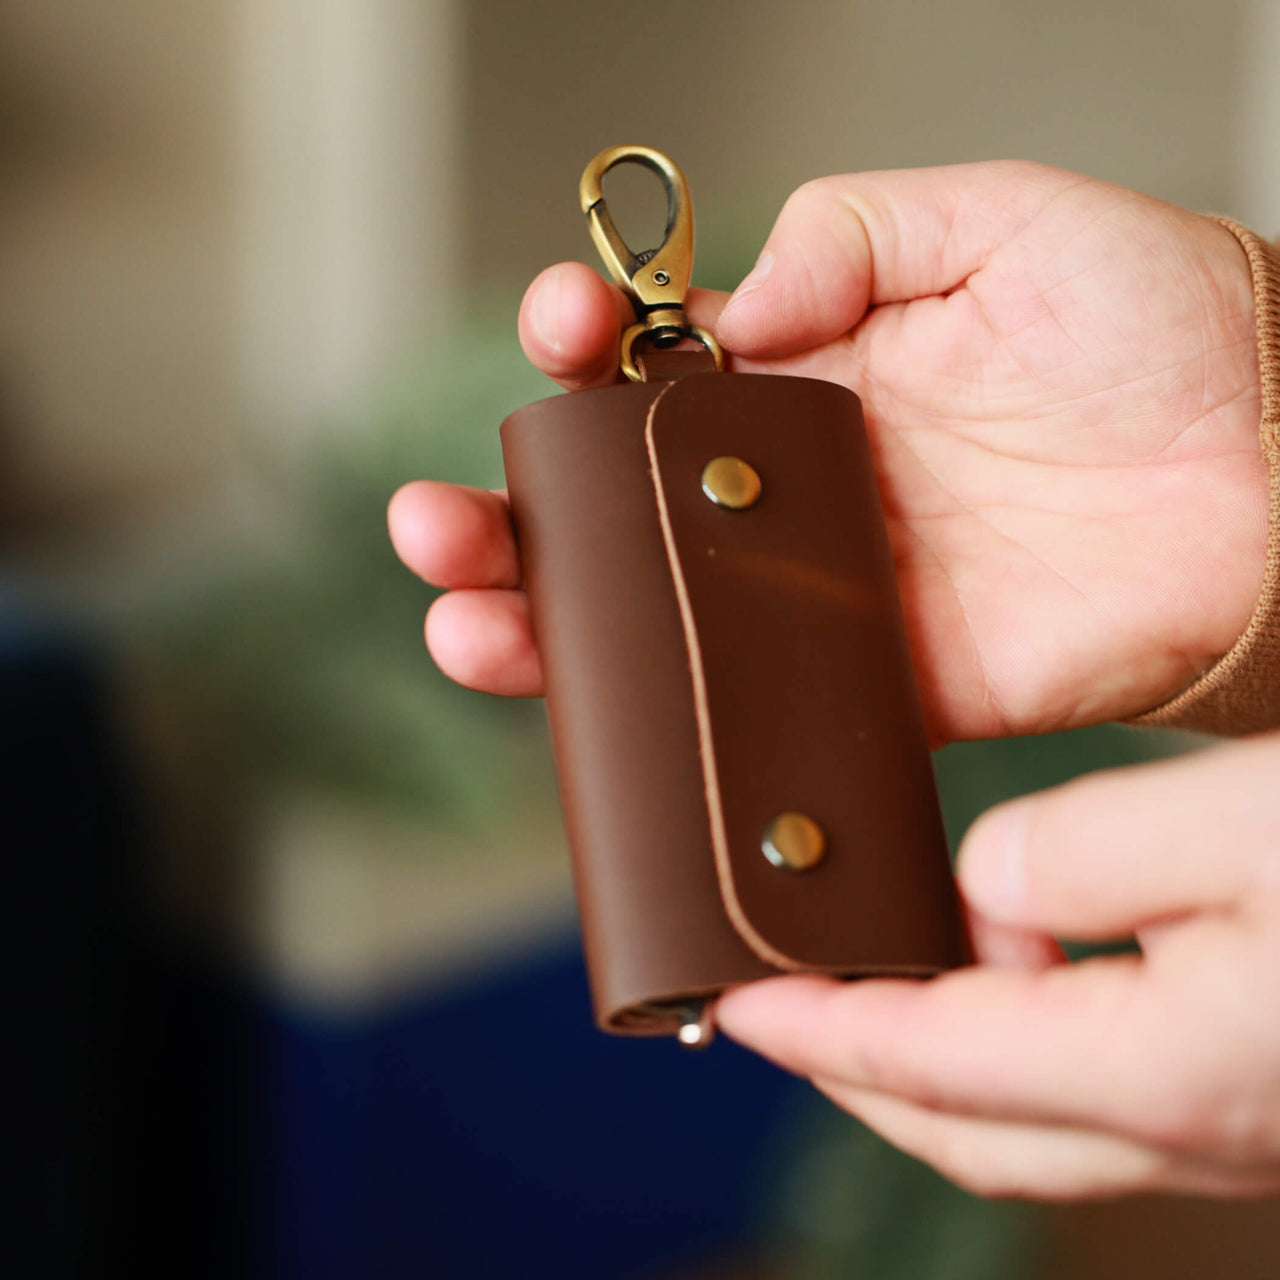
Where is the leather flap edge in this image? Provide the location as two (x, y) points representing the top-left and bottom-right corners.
(646, 373), (966, 974)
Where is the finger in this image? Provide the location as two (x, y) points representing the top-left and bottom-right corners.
(388, 482), (520, 590)
(519, 262), (736, 389)
(517, 262), (634, 391)
(818, 1082), (1166, 1201)
(715, 160), (1087, 358)
(684, 287), (732, 345)
(957, 736), (1280, 940)
(965, 904), (1066, 971)
(716, 964), (1181, 1141)
(425, 589), (543, 696)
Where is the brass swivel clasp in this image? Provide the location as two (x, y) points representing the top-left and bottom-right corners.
(579, 145), (724, 382)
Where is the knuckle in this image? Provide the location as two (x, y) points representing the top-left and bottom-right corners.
(936, 1142), (1133, 1204)
(1127, 1062), (1216, 1151)
(844, 1036), (939, 1108)
(982, 157), (1051, 184)
(786, 174), (844, 210)
(781, 175), (870, 234)
(1194, 1091), (1280, 1163)
(936, 1149), (1034, 1202)
(1145, 1075), (1278, 1164)
(841, 1035), (902, 1096)
(947, 1167), (1019, 1201)
(918, 1122), (1038, 1202)
(1146, 1097), (1212, 1154)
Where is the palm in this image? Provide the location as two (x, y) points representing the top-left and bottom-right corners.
(727, 187), (1262, 740)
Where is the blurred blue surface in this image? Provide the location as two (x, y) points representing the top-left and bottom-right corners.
(5, 589), (800, 1279)
(109, 940), (801, 1280)
(260, 949), (798, 1280)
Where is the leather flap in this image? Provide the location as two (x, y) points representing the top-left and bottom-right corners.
(646, 373), (956, 971)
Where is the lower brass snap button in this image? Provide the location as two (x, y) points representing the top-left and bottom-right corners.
(762, 812), (826, 871)
(701, 456), (761, 509)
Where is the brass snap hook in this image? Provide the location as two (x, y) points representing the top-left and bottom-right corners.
(579, 145), (724, 382)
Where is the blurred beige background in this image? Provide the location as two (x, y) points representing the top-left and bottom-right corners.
(5, 0), (1278, 532)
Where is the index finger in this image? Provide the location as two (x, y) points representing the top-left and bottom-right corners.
(387, 481), (520, 589)
(957, 736), (1280, 940)
(517, 262), (634, 391)
(518, 261), (732, 391)
(715, 962), (1187, 1147)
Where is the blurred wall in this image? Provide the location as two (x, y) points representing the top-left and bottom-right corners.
(1, 0), (460, 537)
(235, 0), (460, 433)
(4, 0), (1271, 544)
(1, 3), (239, 530)
(1237, 0), (1280, 230)
(461, 0), (1248, 290)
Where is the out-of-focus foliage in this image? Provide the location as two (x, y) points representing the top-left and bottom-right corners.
(129, 324), (560, 832)
(933, 723), (1190, 847)
(765, 1098), (1038, 1280)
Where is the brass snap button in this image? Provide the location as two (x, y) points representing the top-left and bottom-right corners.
(701, 456), (761, 509)
(762, 812), (826, 871)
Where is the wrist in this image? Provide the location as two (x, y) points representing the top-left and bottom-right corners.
(1133, 221), (1280, 733)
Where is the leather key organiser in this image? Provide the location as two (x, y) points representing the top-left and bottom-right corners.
(500, 148), (970, 1043)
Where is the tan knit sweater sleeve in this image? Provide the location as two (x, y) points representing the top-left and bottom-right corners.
(1131, 220), (1280, 736)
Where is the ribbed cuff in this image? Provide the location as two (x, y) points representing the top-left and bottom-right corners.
(1130, 219), (1280, 736)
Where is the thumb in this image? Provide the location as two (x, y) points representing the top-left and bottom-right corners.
(956, 735), (1280, 940)
(715, 159), (1081, 359)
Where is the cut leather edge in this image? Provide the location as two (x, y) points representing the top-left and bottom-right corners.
(643, 378), (951, 975)
(642, 384), (802, 971)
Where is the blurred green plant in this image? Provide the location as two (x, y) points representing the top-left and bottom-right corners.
(131, 322), (561, 833)
(763, 1097), (1038, 1280)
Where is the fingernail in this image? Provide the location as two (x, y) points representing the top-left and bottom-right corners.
(529, 268), (563, 355)
(722, 249), (774, 316)
(959, 801), (1030, 920)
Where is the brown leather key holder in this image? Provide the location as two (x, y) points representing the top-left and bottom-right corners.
(501, 146), (969, 1046)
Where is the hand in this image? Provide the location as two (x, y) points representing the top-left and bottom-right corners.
(388, 160), (1267, 743)
(716, 733), (1280, 1201)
